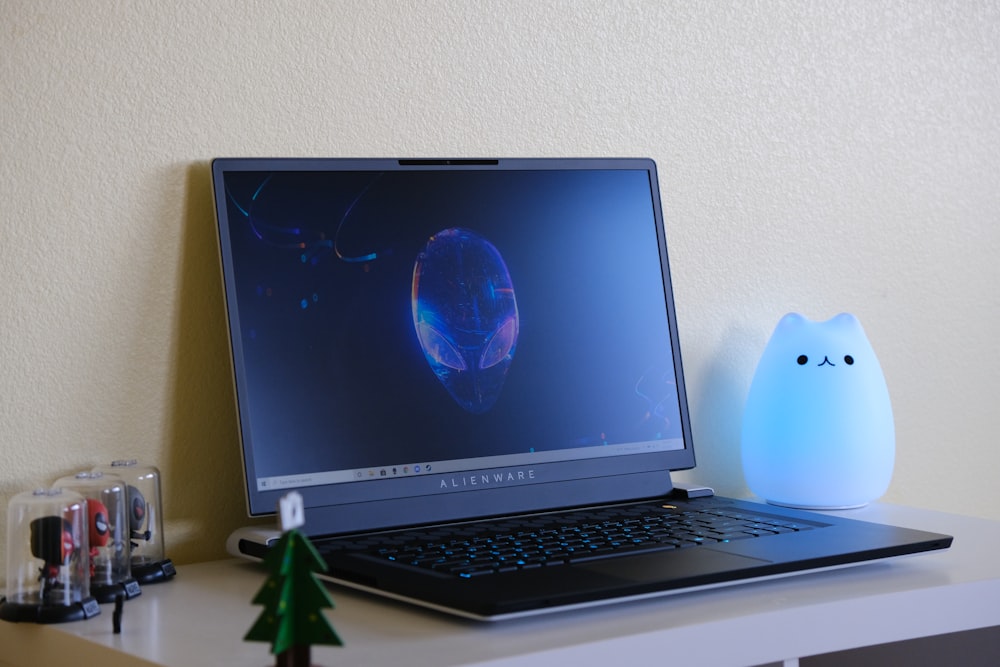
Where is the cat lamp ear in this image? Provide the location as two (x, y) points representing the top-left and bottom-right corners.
(776, 312), (807, 327)
(741, 312), (895, 509)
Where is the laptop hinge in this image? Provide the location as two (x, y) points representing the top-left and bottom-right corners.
(670, 481), (715, 499)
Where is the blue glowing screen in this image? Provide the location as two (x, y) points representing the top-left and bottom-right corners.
(217, 164), (681, 482)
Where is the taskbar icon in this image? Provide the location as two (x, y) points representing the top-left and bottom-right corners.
(359, 463), (431, 480)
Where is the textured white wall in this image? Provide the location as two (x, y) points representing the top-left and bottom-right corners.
(2, 1), (998, 579)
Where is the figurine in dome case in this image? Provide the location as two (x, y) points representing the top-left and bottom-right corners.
(93, 460), (176, 584)
(54, 472), (142, 603)
(0, 489), (101, 623)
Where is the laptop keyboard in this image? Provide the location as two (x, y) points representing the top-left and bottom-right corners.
(317, 501), (819, 579)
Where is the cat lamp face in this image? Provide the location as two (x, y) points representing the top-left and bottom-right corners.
(741, 313), (894, 509)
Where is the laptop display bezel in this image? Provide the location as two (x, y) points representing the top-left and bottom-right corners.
(211, 157), (696, 537)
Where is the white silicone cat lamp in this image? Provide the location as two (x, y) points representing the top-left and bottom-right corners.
(741, 313), (894, 509)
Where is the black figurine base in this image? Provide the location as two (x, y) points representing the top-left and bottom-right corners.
(91, 577), (142, 604)
(133, 558), (176, 585)
(0, 596), (101, 624)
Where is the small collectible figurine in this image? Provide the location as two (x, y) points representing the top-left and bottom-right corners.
(87, 498), (110, 577)
(126, 485), (153, 547)
(30, 515), (75, 597)
(245, 492), (343, 667)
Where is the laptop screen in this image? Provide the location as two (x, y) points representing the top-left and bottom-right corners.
(212, 158), (695, 535)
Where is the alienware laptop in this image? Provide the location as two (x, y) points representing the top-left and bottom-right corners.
(212, 157), (951, 620)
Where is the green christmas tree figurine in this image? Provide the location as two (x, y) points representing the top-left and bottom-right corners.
(245, 492), (343, 667)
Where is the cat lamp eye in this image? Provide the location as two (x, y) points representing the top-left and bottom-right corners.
(741, 313), (895, 509)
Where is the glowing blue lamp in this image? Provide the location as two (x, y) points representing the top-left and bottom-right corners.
(741, 313), (894, 509)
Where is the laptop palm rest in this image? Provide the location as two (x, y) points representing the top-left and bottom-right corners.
(577, 547), (772, 584)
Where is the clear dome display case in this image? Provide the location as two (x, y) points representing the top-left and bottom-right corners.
(53, 472), (142, 603)
(93, 460), (175, 584)
(0, 488), (101, 623)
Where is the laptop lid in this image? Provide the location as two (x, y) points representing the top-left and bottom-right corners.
(211, 158), (696, 537)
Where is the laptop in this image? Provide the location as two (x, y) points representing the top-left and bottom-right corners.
(211, 157), (952, 621)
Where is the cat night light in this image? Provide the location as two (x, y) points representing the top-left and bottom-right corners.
(741, 313), (895, 509)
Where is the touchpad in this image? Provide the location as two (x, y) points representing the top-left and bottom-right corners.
(578, 547), (772, 584)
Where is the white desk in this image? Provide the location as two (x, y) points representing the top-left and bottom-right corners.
(2, 503), (998, 667)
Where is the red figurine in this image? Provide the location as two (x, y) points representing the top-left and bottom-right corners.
(87, 498), (110, 576)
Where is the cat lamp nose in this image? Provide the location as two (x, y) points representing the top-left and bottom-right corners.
(741, 313), (895, 510)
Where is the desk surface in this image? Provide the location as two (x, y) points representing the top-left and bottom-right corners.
(2, 503), (998, 667)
